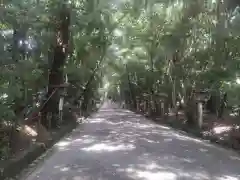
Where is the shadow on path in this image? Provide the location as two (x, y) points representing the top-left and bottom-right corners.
(22, 102), (240, 180)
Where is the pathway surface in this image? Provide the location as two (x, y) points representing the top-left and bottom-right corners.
(21, 102), (240, 180)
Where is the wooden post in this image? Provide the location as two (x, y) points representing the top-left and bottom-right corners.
(160, 101), (164, 117)
(136, 97), (140, 112)
(58, 96), (64, 124)
(197, 101), (203, 129)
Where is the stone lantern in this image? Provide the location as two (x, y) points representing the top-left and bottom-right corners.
(157, 93), (168, 117)
(142, 93), (148, 113)
(195, 90), (208, 129)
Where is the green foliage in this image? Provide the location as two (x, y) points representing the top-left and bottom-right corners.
(0, 0), (117, 158)
(104, 0), (240, 112)
(2, 0), (240, 159)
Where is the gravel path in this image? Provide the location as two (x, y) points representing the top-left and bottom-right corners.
(21, 102), (240, 180)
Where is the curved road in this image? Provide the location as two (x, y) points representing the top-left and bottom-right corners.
(21, 103), (240, 180)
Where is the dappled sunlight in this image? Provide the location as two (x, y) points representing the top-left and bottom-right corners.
(230, 155), (240, 161)
(23, 125), (38, 137)
(103, 121), (125, 125)
(213, 126), (233, 134)
(159, 130), (214, 147)
(127, 168), (177, 180)
(54, 135), (99, 152)
(56, 141), (71, 147)
(98, 109), (133, 115)
(173, 133), (203, 143)
(230, 112), (238, 117)
(121, 165), (210, 180)
(155, 124), (171, 130)
(116, 163), (232, 180)
(81, 143), (135, 152)
(141, 162), (161, 171)
(87, 118), (106, 123)
(58, 147), (70, 151)
(216, 176), (239, 180)
(76, 117), (84, 123)
(114, 112), (134, 116)
(21, 105), (240, 180)
(91, 106), (214, 148)
(60, 167), (70, 172)
(133, 123), (155, 129)
(72, 138), (95, 144)
(139, 137), (160, 143)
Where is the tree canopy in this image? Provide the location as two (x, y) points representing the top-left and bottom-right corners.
(1, 0), (240, 160)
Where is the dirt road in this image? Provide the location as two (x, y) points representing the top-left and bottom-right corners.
(21, 103), (240, 180)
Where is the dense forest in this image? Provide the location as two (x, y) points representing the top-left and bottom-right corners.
(1, 0), (240, 173)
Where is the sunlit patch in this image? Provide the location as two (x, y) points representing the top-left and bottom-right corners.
(167, 132), (212, 147)
(60, 167), (70, 172)
(58, 147), (70, 151)
(23, 125), (37, 136)
(180, 171), (209, 179)
(168, 112), (177, 116)
(136, 124), (155, 129)
(182, 158), (195, 163)
(155, 125), (171, 130)
(217, 176), (239, 180)
(72, 138), (95, 144)
(76, 117), (83, 123)
(140, 138), (157, 143)
(230, 156), (240, 161)
(56, 141), (71, 147)
(126, 168), (177, 180)
(72, 139), (83, 142)
(105, 121), (125, 125)
(115, 112), (133, 115)
(137, 171), (177, 180)
(71, 135), (96, 144)
(145, 163), (161, 170)
(230, 112), (238, 117)
(88, 118), (105, 123)
(81, 143), (135, 152)
(213, 126), (232, 134)
(173, 133), (203, 143)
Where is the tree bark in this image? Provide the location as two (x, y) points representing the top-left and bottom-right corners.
(125, 64), (136, 109)
(41, 4), (70, 129)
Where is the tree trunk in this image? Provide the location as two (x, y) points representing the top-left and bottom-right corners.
(41, 4), (70, 129)
(218, 92), (227, 119)
(126, 64), (136, 109)
(185, 88), (197, 127)
(77, 54), (104, 111)
(206, 91), (221, 115)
